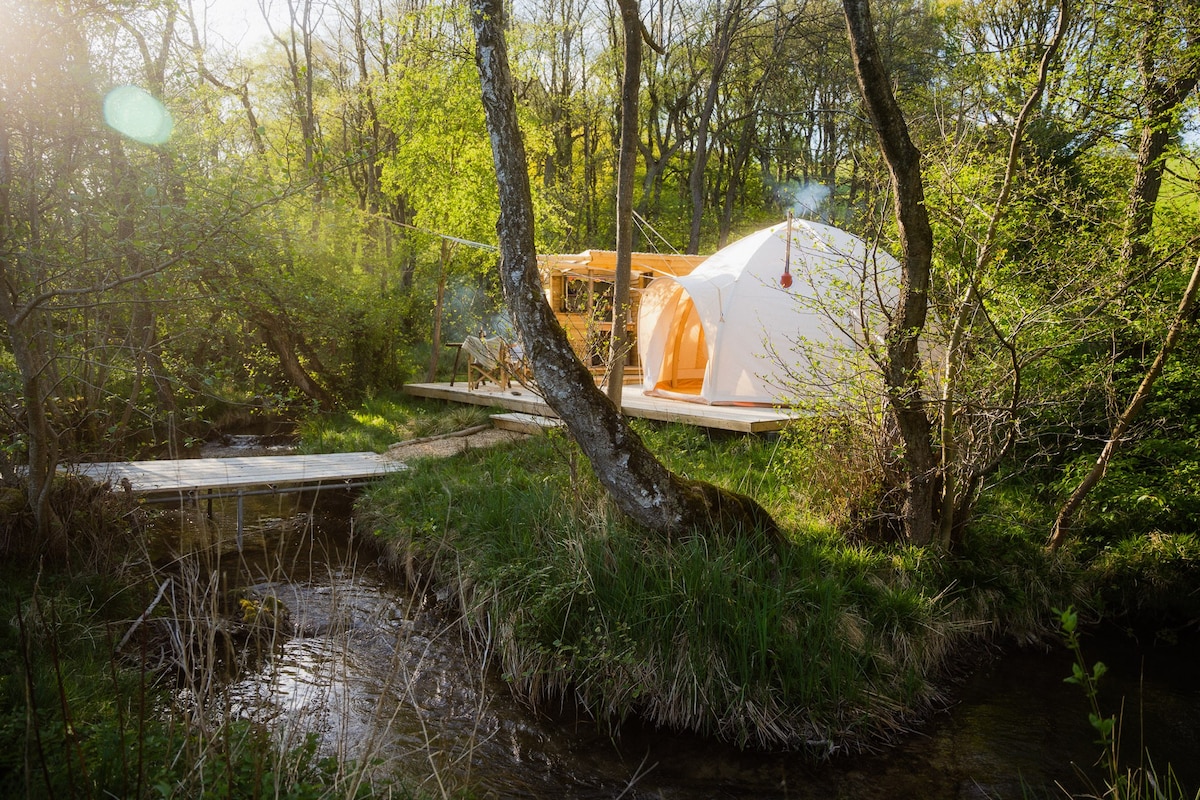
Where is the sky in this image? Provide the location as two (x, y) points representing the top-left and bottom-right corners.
(191, 0), (279, 56)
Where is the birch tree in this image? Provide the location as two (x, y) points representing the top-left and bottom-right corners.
(469, 0), (780, 542)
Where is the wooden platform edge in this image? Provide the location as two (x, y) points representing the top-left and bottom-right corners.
(628, 405), (788, 434)
(404, 382), (793, 434)
(404, 383), (556, 417)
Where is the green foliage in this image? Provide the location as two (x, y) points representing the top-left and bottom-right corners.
(1055, 606), (1198, 800)
(358, 411), (1070, 752)
(767, 415), (889, 535)
(378, 38), (502, 246)
(1056, 606), (1116, 752)
(1047, 341), (1200, 541)
(1081, 533), (1200, 628)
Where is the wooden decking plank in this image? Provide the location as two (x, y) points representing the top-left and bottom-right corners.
(404, 383), (556, 417)
(71, 452), (405, 495)
(405, 382), (793, 433)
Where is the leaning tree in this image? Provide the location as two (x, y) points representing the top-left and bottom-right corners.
(468, 0), (779, 542)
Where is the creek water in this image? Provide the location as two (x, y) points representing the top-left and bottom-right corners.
(152, 491), (1200, 800)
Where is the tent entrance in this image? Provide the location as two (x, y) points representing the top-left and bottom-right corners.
(653, 294), (707, 395)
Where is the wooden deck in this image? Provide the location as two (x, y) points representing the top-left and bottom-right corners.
(70, 452), (406, 497)
(404, 382), (793, 433)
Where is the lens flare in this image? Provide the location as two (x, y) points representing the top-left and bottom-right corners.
(103, 86), (173, 145)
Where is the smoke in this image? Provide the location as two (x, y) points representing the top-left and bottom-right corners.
(441, 277), (514, 341)
(765, 176), (831, 221)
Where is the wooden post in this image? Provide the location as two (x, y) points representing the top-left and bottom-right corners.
(426, 238), (450, 382)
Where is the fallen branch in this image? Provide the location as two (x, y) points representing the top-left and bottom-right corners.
(386, 424), (493, 453)
(116, 577), (172, 652)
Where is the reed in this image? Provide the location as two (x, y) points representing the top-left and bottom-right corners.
(1056, 606), (1199, 800)
(0, 495), (457, 799)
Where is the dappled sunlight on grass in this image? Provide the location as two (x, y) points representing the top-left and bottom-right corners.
(297, 392), (493, 453)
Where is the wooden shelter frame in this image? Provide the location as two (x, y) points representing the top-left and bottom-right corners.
(538, 250), (706, 378)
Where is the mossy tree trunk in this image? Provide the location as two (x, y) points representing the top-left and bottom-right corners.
(842, 0), (939, 545)
(468, 0), (779, 542)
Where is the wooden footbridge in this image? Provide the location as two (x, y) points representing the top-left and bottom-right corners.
(72, 452), (406, 499)
(71, 452), (407, 547)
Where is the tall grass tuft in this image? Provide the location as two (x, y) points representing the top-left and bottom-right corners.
(360, 424), (1068, 753)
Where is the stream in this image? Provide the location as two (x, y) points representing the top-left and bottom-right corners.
(150, 490), (1200, 799)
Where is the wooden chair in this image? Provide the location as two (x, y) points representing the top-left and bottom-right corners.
(462, 335), (509, 390)
(462, 334), (536, 392)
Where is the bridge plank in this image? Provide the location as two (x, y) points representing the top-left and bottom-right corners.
(70, 452), (406, 495)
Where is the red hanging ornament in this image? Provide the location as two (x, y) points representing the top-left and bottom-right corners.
(780, 210), (794, 288)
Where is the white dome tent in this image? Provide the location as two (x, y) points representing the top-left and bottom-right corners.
(636, 217), (900, 406)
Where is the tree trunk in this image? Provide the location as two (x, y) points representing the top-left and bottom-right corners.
(254, 310), (335, 410)
(469, 0), (779, 542)
(426, 238), (450, 382)
(1119, 13), (1200, 275)
(606, 0), (643, 404)
(686, 1), (745, 255)
(0, 93), (61, 548)
(842, 0), (938, 545)
(1049, 254), (1200, 550)
(0, 294), (63, 550)
(719, 109), (757, 248)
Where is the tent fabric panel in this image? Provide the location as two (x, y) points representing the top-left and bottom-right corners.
(639, 218), (900, 407)
(637, 278), (683, 394)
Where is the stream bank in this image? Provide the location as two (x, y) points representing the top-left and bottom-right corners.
(164, 491), (1200, 799)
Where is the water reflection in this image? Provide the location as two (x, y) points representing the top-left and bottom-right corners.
(157, 493), (1200, 799)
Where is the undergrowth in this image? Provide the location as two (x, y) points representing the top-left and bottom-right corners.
(359, 421), (1070, 753)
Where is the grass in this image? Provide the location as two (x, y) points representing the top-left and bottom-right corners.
(3, 392), (1191, 791)
(355, 407), (1072, 753)
(296, 392), (494, 454)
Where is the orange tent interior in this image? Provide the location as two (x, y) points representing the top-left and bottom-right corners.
(538, 250), (706, 378)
